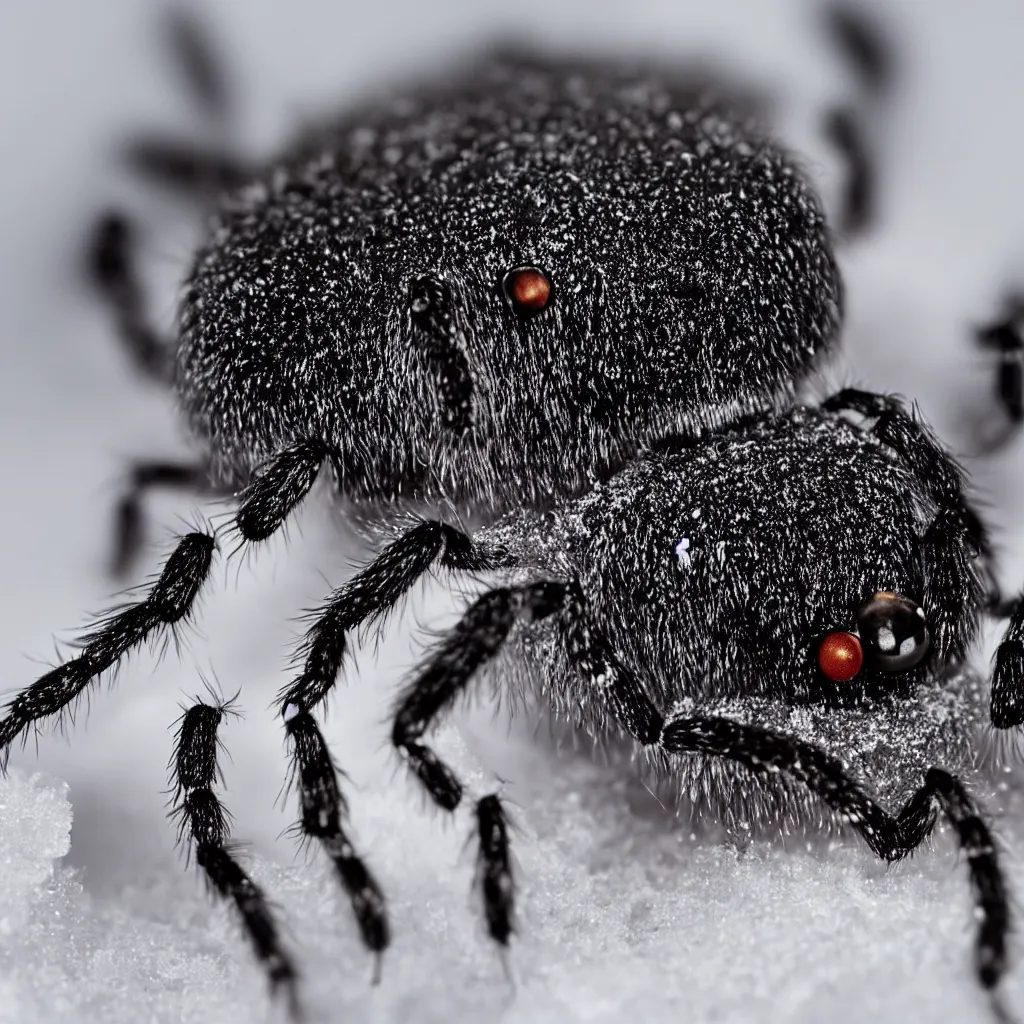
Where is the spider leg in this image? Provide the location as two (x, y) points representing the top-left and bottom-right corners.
(821, 390), (971, 517)
(172, 698), (299, 1013)
(279, 520), (504, 714)
(272, 521), (505, 961)
(391, 581), (565, 947)
(3, 437), (390, 1002)
(1, 438), (330, 764)
(112, 460), (223, 578)
(824, 4), (894, 96)
(0, 531), (216, 764)
(87, 211), (174, 384)
(991, 603), (1024, 728)
(279, 703), (390, 968)
(821, 107), (875, 237)
(659, 725), (1007, 992)
(558, 584), (1009, 998)
(233, 439), (337, 542)
(87, 14), (249, 382)
(821, 4), (895, 237)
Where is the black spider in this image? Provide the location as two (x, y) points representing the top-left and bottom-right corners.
(4, 6), (1023, 1021)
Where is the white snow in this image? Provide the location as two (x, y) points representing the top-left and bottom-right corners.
(2, 1), (1024, 1023)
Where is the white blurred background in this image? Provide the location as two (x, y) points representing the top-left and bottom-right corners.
(1, 1), (1023, 1022)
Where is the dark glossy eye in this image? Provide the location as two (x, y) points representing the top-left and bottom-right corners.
(502, 266), (552, 316)
(857, 591), (930, 672)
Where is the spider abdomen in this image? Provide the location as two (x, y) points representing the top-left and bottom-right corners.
(176, 57), (841, 516)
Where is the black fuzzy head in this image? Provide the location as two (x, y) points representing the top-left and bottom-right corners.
(177, 56), (841, 514)
(484, 406), (985, 819)
(568, 409), (981, 708)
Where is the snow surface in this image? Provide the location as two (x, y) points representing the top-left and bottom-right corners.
(2, 1), (1024, 1022)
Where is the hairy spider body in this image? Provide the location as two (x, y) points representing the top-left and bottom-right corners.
(6, 8), (1024, 1021)
(177, 56), (841, 510)
(366, 391), (1010, 1002)
(475, 404), (984, 828)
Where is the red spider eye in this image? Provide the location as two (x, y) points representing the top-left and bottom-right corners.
(818, 631), (863, 682)
(503, 266), (552, 316)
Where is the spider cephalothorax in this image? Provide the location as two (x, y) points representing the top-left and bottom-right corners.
(477, 401), (986, 830)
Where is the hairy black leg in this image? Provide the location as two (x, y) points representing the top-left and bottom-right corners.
(559, 589), (1009, 997)
(3, 437), (328, 765)
(992, 602), (1024, 728)
(87, 211), (173, 383)
(821, 5), (895, 236)
(88, 12), (245, 383)
(6, 439), (332, 752)
(659, 724), (1007, 992)
(280, 703), (389, 967)
(113, 460), (217, 578)
(978, 319), (1024, 426)
(392, 581), (564, 946)
(822, 389), (972, 516)
(0, 531), (216, 764)
(172, 698), (299, 1011)
(822, 388), (990, 657)
(476, 794), (515, 946)
(273, 521), (504, 961)
(393, 582), (565, 809)
(233, 440), (335, 543)
(279, 520), (504, 714)
(2, 432), (334, 769)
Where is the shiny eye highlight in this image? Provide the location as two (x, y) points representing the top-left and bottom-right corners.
(857, 591), (930, 671)
(503, 266), (552, 316)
